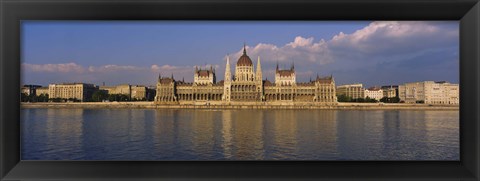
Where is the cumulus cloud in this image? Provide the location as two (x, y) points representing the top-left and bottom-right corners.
(233, 21), (457, 69)
(23, 62), (85, 73)
(328, 21), (458, 56)
(233, 37), (331, 66)
(22, 21), (458, 87)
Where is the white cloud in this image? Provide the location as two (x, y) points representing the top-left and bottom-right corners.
(87, 65), (144, 72)
(22, 21), (458, 86)
(230, 21), (457, 69)
(232, 37), (331, 66)
(23, 62), (85, 73)
(328, 21), (458, 55)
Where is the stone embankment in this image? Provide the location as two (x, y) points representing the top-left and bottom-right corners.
(21, 102), (459, 110)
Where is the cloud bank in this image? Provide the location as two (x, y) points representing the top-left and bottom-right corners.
(22, 21), (458, 87)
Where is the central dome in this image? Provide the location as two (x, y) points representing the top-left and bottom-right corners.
(236, 45), (253, 66)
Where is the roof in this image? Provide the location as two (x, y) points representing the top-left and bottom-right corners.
(297, 82), (315, 86)
(236, 45), (253, 66)
(159, 78), (174, 84)
(237, 54), (253, 66)
(316, 76), (334, 84)
(277, 70), (294, 76)
(367, 87), (381, 91)
(216, 80), (224, 86)
(196, 70), (212, 77)
(263, 80), (274, 86)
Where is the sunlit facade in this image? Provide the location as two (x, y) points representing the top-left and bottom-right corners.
(155, 45), (337, 105)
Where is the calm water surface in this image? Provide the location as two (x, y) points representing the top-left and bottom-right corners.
(21, 109), (459, 160)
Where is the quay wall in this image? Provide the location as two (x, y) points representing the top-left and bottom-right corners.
(21, 102), (459, 110)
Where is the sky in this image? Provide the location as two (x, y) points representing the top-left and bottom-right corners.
(21, 21), (459, 88)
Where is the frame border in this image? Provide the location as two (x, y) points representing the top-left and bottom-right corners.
(1, 0), (479, 180)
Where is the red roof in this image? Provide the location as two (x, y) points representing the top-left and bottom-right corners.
(237, 54), (253, 66)
(263, 80), (274, 86)
(197, 70), (211, 77)
(277, 70), (294, 76)
(159, 78), (174, 84)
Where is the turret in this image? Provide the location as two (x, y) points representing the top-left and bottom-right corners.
(225, 55), (231, 82)
(256, 56), (262, 82)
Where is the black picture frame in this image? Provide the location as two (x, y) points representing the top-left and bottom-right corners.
(1, 0), (479, 180)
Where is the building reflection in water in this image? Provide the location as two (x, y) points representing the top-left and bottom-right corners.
(21, 109), (84, 160)
(229, 110), (265, 160)
(21, 108), (459, 160)
(293, 110), (338, 160)
(221, 110), (234, 158)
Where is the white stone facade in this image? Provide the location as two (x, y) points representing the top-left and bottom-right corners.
(48, 83), (97, 101)
(155, 45), (337, 105)
(398, 81), (459, 104)
(364, 88), (383, 100)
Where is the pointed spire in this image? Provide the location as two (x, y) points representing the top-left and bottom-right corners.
(310, 77), (312, 82)
(243, 43), (247, 55)
(210, 65), (213, 72)
(182, 77), (185, 82)
(291, 60), (295, 70)
(276, 61), (279, 71)
(195, 66), (198, 72)
(225, 54), (231, 82)
(158, 73), (161, 80)
(256, 56), (262, 81)
(171, 73), (174, 79)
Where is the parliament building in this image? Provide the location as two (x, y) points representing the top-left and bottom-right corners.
(155, 45), (337, 105)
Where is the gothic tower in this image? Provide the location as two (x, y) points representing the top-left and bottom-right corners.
(223, 55), (232, 101)
(255, 56), (263, 101)
(234, 44), (255, 82)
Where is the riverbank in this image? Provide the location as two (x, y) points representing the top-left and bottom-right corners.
(20, 102), (459, 110)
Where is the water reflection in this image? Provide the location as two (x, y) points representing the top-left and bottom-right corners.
(21, 109), (459, 160)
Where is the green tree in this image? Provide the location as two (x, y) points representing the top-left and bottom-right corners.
(380, 97), (400, 103)
(337, 94), (352, 102)
(21, 93), (29, 102)
(364, 96), (378, 103)
(92, 90), (109, 102)
(108, 94), (131, 102)
(37, 94), (49, 102)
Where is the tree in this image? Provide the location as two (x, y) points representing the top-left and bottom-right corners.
(21, 93), (29, 102)
(49, 98), (64, 102)
(108, 94), (131, 102)
(37, 94), (49, 102)
(92, 90), (108, 102)
(364, 96), (378, 103)
(337, 94), (352, 102)
(380, 96), (401, 103)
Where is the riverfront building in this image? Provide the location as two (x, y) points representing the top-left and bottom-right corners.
(336, 83), (365, 99)
(21, 85), (42, 96)
(99, 84), (149, 100)
(48, 83), (98, 102)
(381, 85), (398, 98)
(35, 87), (49, 96)
(155, 45), (337, 105)
(364, 87), (383, 100)
(398, 81), (459, 104)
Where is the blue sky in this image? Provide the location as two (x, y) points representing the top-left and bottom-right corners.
(21, 21), (459, 87)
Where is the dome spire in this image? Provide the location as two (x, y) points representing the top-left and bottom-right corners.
(243, 42), (247, 55)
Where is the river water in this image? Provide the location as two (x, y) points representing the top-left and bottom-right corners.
(21, 108), (459, 160)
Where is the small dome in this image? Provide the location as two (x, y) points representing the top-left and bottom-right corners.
(236, 44), (253, 66)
